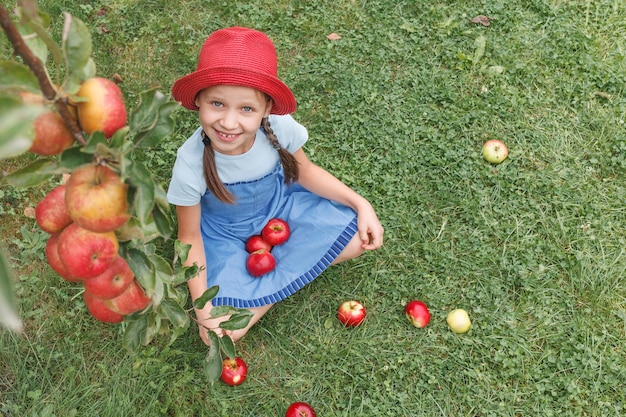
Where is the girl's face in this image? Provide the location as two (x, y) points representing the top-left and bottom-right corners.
(195, 85), (271, 156)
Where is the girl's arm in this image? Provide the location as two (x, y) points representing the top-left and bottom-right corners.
(293, 148), (384, 250)
(176, 204), (215, 345)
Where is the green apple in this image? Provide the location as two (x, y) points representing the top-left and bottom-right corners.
(482, 139), (508, 164)
(446, 308), (471, 334)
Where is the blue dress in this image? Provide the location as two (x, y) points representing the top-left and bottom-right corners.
(167, 116), (358, 308)
(200, 163), (357, 308)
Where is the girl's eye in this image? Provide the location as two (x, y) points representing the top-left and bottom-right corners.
(212, 101), (223, 107)
(242, 106), (253, 112)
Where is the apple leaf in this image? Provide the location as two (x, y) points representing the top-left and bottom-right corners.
(0, 96), (42, 160)
(205, 331), (223, 385)
(123, 314), (148, 351)
(0, 61), (40, 92)
(62, 13), (95, 92)
(208, 305), (239, 318)
(0, 247), (23, 333)
(194, 286), (220, 310)
(159, 298), (189, 329)
(129, 89), (178, 149)
(124, 248), (157, 297)
(126, 160), (155, 226)
(57, 146), (95, 171)
(151, 204), (173, 241)
(219, 335), (236, 360)
(219, 310), (253, 331)
(174, 240), (192, 265)
(3, 158), (59, 187)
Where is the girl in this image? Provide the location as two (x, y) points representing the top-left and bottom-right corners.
(167, 27), (384, 345)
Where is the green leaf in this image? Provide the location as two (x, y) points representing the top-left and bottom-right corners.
(62, 13), (95, 92)
(209, 305), (238, 318)
(194, 286), (219, 310)
(205, 331), (223, 385)
(123, 314), (148, 352)
(0, 97), (41, 160)
(126, 160), (155, 225)
(129, 89), (178, 149)
(174, 240), (192, 265)
(58, 146), (94, 171)
(473, 35), (486, 64)
(125, 248), (157, 296)
(134, 100), (179, 149)
(159, 298), (189, 328)
(0, 247), (23, 333)
(152, 204), (173, 241)
(3, 158), (59, 187)
(219, 310), (253, 331)
(0, 61), (40, 93)
(219, 335), (236, 360)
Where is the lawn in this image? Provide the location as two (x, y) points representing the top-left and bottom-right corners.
(1, 0), (625, 416)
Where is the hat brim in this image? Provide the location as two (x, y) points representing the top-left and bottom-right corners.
(172, 67), (297, 115)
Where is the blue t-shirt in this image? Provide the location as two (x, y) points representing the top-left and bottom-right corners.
(167, 114), (308, 206)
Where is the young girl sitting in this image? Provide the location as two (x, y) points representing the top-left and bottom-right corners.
(167, 26), (384, 344)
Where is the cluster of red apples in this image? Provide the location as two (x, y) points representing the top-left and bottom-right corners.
(244, 218), (290, 277)
(32, 77), (150, 323)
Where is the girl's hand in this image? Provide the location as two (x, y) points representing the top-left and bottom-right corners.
(356, 202), (384, 250)
(194, 304), (232, 346)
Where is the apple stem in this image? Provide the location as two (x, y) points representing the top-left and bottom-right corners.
(0, 5), (87, 145)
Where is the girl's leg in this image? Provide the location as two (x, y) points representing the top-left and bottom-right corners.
(332, 233), (365, 265)
(220, 304), (274, 342)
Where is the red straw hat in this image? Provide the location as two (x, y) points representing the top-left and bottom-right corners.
(172, 27), (296, 115)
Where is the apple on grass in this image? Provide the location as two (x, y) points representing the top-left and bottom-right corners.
(45, 233), (82, 282)
(245, 235), (273, 253)
(84, 290), (124, 323)
(83, 255), (135, 300)
(65, 164), (130, 233)
(35, 184), (73, 234)
(76, 77), (127, 138)
(286, 402), (316, 417)
(246, 249), (276, 277)
(104, 280), (151, 315)
(337, 300), (366, 327)
(261, 218), (290, 246)
(482, 139), (509, 164)
(220, 357), (248, 386)
(57, 223), (119, 279)
(446, 308), (471, 334)
(404, 300), (431, 328)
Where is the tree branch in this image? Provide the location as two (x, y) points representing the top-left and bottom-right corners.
(0, 4), (86, 145)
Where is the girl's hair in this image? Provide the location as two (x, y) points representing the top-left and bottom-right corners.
(202, 117), (300, 204)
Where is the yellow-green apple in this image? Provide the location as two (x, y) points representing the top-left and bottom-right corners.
(482, 139), (508, 164)
(84, 290), (124, 323)
(57, 223), (119, 279)
(35, 185), (73, 234)
(76, 77), (127, 138)
(446, 308), (471, 334)
(20, 91), (75, 156)
(404, 300), (431, 328)
(220, 357), (248, 386)
(104, 280), (150, 315)
(337, 300), (366, 327)
(45, 233), (82, 282)
(65, 164), (130, 233)
(83, 255), (135, 300)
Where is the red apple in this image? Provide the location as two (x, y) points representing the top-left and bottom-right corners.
(220, 357), (248, 386)
(482, 139), (509, 164)
(35, 184), (73, 234)
(84, 290), (124, 323)
(245, 235), (273, 253)
(57, 223), (119, 279)
(28, 110), (75, 155)
(65, 164), (130, 233)
(83, 255), (135, 300)
(286, 402), (316, 417)
(76, 77), (127, 138)
(246, 249), (276, 277)
(261, 218), (290, 246)
(337, 300), (366, 327)
(104, 280), (151, 315)
(404, 300), (431, 328)
(45, 233), (82, 282)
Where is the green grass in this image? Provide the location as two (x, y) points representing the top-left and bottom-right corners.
(2, 0), (626, 416)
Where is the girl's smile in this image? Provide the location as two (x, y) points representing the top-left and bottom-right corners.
(195, 85), (271, 155)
